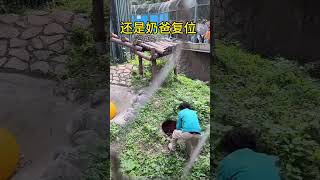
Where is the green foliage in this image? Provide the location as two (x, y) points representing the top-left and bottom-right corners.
(212, 41), (320, 179)
(83, 143), (110, 180)
(67, 27), (108, 91)
(111, 75), (210, 179)
(56, 0), (92, 13)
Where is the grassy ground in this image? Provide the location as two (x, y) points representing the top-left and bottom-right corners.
(110, 60), (210, 179)
(212, 41), (320, 179)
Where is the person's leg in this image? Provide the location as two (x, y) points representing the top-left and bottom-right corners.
(168, 130), (183, 151)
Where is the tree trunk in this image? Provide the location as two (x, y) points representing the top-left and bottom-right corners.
(92, 0), (106, 54)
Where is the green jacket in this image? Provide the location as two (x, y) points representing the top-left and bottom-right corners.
(218, 148), (280, 180)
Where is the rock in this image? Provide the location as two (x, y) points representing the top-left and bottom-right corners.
(0, 14), (20, 24)
(138, 89), (145, 95)
(66, 109), (106, 139)
(34, 50), (53, 60)
(54, 64), (66, 76)
(0, 40), (7, 56)
(51, 55), (68, 63)
(0, 57), (7, 66)
(31, 61), (50, 73)
(31, 37), (43, 49)
(0, 24), (19, 38)
(71, 130), (102, 146)
(63, 40), (71, 50)
(72, 14), (91, 29)
(10, 38), (28, 48)
(137, 94), (149, 105)
(51, 147), (88, 170)
(40, 159), (83, 180)
(48, 41), (64, 52)
(44, 23), (67, 35)
(27, 15), (52, 26)
(26, 10), (49, 16)
(5, 57), (27, 70)
(15, 20), (27, 28)
(40, 35), (64, 45)
(9, 48), (30, 61)
(27, 45), (34, 51)
(64, 24), (72, 31)
(66, 89), (81, 102)
(51, 10), (74, 24)
(21, 27), (42, 39)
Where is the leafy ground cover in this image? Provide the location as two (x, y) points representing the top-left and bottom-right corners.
(212, 41), (320, 180)
(111, 59), (210, 179)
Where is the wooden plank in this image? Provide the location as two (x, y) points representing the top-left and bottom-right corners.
(143, 42), (167, 55)
(145, 42), (167, 52)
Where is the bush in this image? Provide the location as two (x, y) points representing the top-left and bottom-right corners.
(212, 41), (320, 179)
(66, 27), (108, 91)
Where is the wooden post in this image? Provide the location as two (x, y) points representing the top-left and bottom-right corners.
(151, 48), (157, 80)
(138, 56), (143, 76)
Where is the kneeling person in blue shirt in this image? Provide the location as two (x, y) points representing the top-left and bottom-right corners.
(217, 127), (281, 180)
(168, 102), (201, 153)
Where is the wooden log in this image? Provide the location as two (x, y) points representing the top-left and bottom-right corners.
(147, 42), (166, 49)
(139, 42), (166, 54)
(138, 56), (143, 76)
(121, 37), (129, 42)
(111, 33), (118, 38)
(111, 37), (143, 51)
(135, 51), (152, 61)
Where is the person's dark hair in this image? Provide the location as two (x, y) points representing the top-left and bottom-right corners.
(178, 102), (192, 110)
(219, 127), (257, 155)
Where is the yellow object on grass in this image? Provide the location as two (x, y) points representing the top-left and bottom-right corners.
(110, 101), (117, 120)
(0, 128), (19, 180)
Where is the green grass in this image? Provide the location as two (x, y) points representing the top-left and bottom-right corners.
(212, 41), (320, 180)
(111, 68), (210, 179)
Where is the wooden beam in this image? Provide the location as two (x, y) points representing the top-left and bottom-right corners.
(135, 51), (152, 61)
(111, 37), (143, 51)
(139, 42), (166, 55)
(111, 33), (118, 38)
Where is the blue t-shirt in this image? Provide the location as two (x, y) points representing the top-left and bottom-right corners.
(176, 108), (201, 133)
(218, 148), (281, 180)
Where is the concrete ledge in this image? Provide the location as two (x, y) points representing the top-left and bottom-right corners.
(181, 42), (210, 53)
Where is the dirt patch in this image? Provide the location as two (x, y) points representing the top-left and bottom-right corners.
(162, 120), (176, 137)
(0, 73), (88, 180)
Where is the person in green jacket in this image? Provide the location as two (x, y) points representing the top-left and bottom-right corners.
(217, 127), (281, 180)
(168, 102), (201, 154)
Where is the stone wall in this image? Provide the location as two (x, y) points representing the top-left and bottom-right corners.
(177, 43), (211, 82)
(0, 10), (91, 76)
(213, 0), (320, 63)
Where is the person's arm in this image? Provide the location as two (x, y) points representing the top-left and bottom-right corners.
(176, 112), (183, 130)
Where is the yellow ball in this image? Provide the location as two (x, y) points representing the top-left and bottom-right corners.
(110, 101), (117, 120)
(0, 128), (20, 180)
